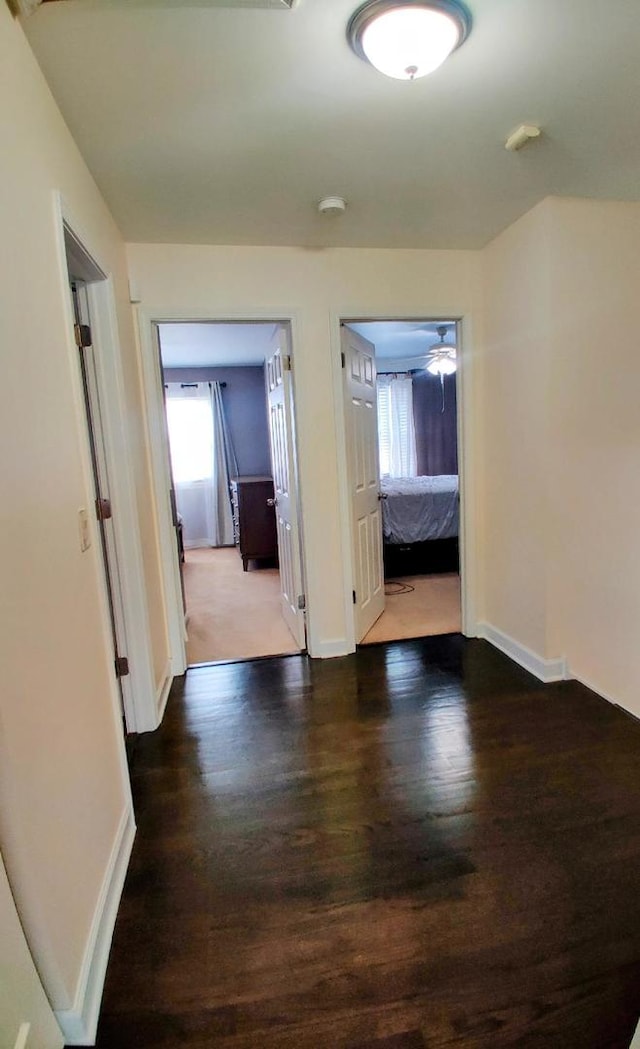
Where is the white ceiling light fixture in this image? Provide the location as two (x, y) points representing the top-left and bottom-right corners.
(347, 0), (471, 81)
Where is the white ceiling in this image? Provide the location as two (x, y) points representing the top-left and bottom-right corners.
(24, 0), (640, 249)
(348, 320), (455, 365)
(157, 319), (453, 367)
(158, 322), (276, 367)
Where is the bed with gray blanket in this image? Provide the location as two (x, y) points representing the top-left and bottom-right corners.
(380, 474), (459, 545)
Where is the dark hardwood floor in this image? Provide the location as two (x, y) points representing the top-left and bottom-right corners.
(88, 637), (640, 1048)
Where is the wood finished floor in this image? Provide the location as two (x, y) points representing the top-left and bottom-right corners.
(90, 638), (640, 1048)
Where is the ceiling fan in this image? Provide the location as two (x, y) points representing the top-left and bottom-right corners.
(424, 325), (457, 376)
(9, 0), (296, 16)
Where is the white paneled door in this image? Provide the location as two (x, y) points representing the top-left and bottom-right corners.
(341, 325), (385, 642)
(266, 326), (306, 649)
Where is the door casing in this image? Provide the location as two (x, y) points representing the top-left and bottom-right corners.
(54, 195), (159, 733)
(137, 308), (307, 673)
(335, 313), (476, 649)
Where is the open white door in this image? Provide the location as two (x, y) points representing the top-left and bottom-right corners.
(266, 326), (306, 649)
(341, 324), (385, 642)
(72, 281), (132, 729)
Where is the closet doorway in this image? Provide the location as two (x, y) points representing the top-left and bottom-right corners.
(157, 320), (306, 665)
(341, 319), (462, 646)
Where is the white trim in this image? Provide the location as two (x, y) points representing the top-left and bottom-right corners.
(136, 308), (188, 677)
(54, 195), (159, 733)
(55, 807), (135, 1046)
(567, 670), (624, 710)
(454, 314), (478, 637)
(156, 661), (173, 720)
(310, 638), (351, 659)
(477, 622), (569, 682)
(13, 1024), (31, 1049)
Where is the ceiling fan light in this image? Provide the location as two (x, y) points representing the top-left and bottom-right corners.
(427, 356), (456, 376)
(348, 1), (471, 81)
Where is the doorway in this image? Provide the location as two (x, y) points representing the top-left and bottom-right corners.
(155, 319), (306, 665)
(341, 319), (463, 646)
(61, 219), (158, 735)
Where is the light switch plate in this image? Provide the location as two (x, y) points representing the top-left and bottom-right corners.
(78, 508), (91, 552)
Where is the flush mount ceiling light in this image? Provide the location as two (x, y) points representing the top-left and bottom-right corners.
(347, 0), (471, 81)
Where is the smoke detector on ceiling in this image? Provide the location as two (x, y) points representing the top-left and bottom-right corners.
(504, 124), (541, 152)
(318, 196), (347, 216)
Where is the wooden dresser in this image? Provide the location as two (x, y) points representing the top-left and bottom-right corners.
(230, 476), (278, 571)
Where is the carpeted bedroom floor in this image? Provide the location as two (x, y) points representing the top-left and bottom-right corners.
(184, 547), (461, 663)
(361, 572), (461, 645)
(183, 546), (301, 664)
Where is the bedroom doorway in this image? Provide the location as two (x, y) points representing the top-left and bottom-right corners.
(341, 319), (462, 647)
(155, 319), (306, 665)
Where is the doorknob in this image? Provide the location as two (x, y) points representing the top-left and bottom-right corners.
(378, 492), (388, 500)
(267, 497), (277, 507)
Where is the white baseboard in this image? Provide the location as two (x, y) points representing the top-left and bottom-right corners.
(477, 622), (568, 683)
(55, 806), (135, 1045)
(13, 1023), (30, 1049)
(310, 638), (351, 659)
(568, 668), (640, 722)
(156, 662), (173, 722)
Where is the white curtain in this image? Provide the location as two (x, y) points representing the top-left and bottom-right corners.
(164, 382), (234, 548)
(377, 374), (417, 478)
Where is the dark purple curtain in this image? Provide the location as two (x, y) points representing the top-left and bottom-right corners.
(412, 371), (458, 476)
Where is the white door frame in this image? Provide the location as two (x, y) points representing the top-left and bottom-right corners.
(53, 195), (159, 733)
(332, 312), (477, 649)
(136, 307), (307, 675)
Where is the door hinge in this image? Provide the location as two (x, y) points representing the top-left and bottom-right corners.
(282, 354), (291, 371)
(352, 590), (357, 604)
(96, 497), (112, 521)
(115, 656), (130, 678)
(74, 323), (92, 348)
(297, 593), (306, 611)
(341, 351), (346, 368)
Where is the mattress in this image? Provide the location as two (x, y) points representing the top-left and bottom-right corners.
(380, 474), (459, 544)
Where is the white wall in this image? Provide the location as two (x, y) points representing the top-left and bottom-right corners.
(0, 3), (165, 1032)
(0, 851), (63, 1049)
(481, 200), (554, 657)
(481, 195), (640, 713)
(545, 197), (640, 713)
(127, 243), (484, 655)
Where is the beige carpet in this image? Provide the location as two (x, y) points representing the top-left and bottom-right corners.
(361, 573), (461, 645)
(183, 547), (301, 664)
